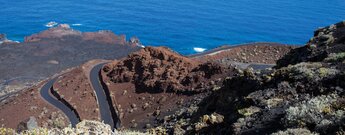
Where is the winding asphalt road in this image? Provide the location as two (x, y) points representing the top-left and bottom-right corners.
(40, 78), (80, 127)
(40, 64), (119, 129)
(90, 63), (119, 129)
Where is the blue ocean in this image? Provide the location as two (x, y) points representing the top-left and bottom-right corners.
(0, 0), (344, 55)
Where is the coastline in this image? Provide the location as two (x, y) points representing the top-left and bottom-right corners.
(0, 25), (298, 131)
(0, 25), (299, 98)
(0, 1), (344, 133)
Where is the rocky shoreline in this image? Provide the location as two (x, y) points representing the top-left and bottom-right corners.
(0, 34), (19, 45)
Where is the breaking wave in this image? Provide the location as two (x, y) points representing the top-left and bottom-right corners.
(193, 47), (206, 53)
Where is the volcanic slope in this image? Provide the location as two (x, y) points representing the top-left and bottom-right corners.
(101, 47), (238, 130)
(149, 21), (345, 135)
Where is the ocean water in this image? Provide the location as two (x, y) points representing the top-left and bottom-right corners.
(0, 0), (344, 55)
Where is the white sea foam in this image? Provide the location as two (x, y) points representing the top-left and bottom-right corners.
(193, 47), (206, 53)
(0, 40), (20, 44)
(72, 23), (82, 26)
(137, 44), (145, 48)
(45, 21), (58, 27)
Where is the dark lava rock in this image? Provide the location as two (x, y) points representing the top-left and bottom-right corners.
(151, 21), (345, 135)
(277, 21), (345, 68)
(0, 33), (18, 45)
(0, 34), (7, 41)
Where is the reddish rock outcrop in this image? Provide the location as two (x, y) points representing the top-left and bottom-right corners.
(82, 31), (126, 45)
(101, 47), (236, 130)
(24, 24), (81, 42)
(24, 24), (131, 46)
(104, 47), (232, 93)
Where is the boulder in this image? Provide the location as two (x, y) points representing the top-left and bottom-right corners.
(16, 116), (38, 132)
(0, 34), (7, 41)
(76, 120), (113, 135)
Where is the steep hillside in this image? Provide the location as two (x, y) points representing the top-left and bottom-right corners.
(101, 47), (237, 130)
(151, 21), (345, 135)
(2, 20), (344, 135)
(277, 21), (345, 67)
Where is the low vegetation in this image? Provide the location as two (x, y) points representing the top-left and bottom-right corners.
(1, 120), (146, 135)
(324, 52), (345, 62)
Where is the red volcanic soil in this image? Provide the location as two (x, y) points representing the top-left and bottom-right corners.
(101, 47), (237, 130)
(53, 67), (99, 121)
(191, 43), (296, 64)
(0, 60), (110, 131)
(0, 82), (68, 130)
(100, 81), (203, 130)
(51, 60), (111, 122)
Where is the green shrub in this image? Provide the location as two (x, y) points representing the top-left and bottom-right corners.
(0, 128), (15, 135)
(3, 120), (147, 135)
(276, 62), (338, 81)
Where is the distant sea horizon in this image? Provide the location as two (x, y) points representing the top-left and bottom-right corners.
(1, 0), (345, 55)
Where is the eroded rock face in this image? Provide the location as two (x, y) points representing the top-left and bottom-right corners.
(104, 47), (233, 93)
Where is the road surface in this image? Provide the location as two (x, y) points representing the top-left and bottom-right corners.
(90, 63), (119, 129)
(40, 78), (80, 127)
